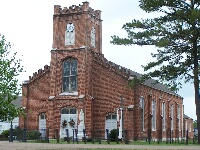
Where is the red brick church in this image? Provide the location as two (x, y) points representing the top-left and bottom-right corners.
(19, 2), (191, 141)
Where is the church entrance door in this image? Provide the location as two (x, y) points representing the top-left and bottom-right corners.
(39, 113), (46, 138)
(60, 108), (77, 139)
(105, 114), (117, 139)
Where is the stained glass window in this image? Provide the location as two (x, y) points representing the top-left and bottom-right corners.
(63, 58), (78, 92)
(61, 108), (69, 114)
(152, 100), (156, 131)
(171, 105), (174, 130)
(177, 105), (180, 130)
(61, 108), (77, 114)
(140, 97), (145, 131)
(162, 103), (166, 131)
(106, 114), (116, 120)
(40, 113), (46, 119)
(70, 109), (77, 114)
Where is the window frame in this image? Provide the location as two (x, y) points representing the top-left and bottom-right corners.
(106, 114), (117, 120)
(65, 23), (75, 45)
(140, 97), (145, 131)
(189, 122), (191, 132)
(170, 105), (174, 130)
(61, 108), (77, 114)
(152, 100), (156, 131)
(162, 102), (166, 131)
(177, 105), (181, 131)
(91, 27), (95, 47)
(40, 113), (46, 120)
(62, 58), (78, 93)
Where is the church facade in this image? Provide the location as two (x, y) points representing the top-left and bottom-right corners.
(19, 2), (187, 141)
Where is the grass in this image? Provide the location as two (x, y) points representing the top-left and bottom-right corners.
(46, 138), (198, 146)
(22, 139), (199, 150)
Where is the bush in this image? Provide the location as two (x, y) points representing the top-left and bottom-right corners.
(27, 130), (42, 140)
(1, 130), (10, 137)
(0, 134), (8, 141)
(13, 126), (23, 140)
(63, 136), (70, 142)
(109, 129), (119, 141)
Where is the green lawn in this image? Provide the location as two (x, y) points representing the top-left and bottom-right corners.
(46, 138), (198, 146)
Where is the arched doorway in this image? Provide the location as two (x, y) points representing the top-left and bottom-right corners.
(39, 113), (46, 138)
(105, 114), (117, 139)
(60, 107), (77, 139)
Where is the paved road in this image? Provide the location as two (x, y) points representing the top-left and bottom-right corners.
(0, 141), (200, 150)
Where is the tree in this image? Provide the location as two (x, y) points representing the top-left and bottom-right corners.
(0, 35), (24, 122)
(111, 0), (200, 143)
(194, 120), (197, 129)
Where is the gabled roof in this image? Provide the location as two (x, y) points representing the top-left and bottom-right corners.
(184, 114), (193, 120)
(129, 70), (180, 97)
(12, 96), (22, 108)
(90, 48), (181, 97)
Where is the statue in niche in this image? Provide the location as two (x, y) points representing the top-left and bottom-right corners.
(79, 109), (84, 125)
(78, 109), (85, 139)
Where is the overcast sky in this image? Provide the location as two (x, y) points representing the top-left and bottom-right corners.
(0, 0), (196, 120)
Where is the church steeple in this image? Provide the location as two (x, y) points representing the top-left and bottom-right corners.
(52, 2), (102, 53)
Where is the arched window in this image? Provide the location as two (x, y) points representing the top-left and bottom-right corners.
(65, 23), (75, 45)
(39, 113), (46, 130)
(177, 105), (180, 130)
(61, 108), (77, 114)
(91, 27), (95, 47)
(152, 100), (156, 131)
(63, 58), (78, 92)
(140, 97), (144, 131)
(162, 102), (166, 131)
(106, 114), (117, 120)
(40, 113), (46, 119)
(170, 105), (174, 130)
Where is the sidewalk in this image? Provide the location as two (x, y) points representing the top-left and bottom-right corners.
(0, 141), (200, 150)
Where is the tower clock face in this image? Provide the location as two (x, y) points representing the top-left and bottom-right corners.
(67, 23), (74, 32)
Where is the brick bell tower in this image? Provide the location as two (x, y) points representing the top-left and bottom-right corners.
(47, 2), (102, 138)
(50, 1), (102, 97)
(52, 2), (102, 52)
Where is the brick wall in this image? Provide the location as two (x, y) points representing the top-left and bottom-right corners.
(90, 51), (135, 138)
(20, 66), (50, 130)
(135, 83), (183, 141)
(184, 118), (194, 139)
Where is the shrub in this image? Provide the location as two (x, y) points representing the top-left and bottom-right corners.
(109, 128), (119, 141)
(63, 136), (70, 142)
(1, 130), (10, 137)
(13, 127), (23, 140)
(27, 130), (42, 140)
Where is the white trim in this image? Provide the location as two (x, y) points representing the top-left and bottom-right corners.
(59, 92), (78, 96)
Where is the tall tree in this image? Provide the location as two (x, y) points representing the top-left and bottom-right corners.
(0, 35), (24, 122)
(111, 0), (200, 143)
(194, 120), (197, 129)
